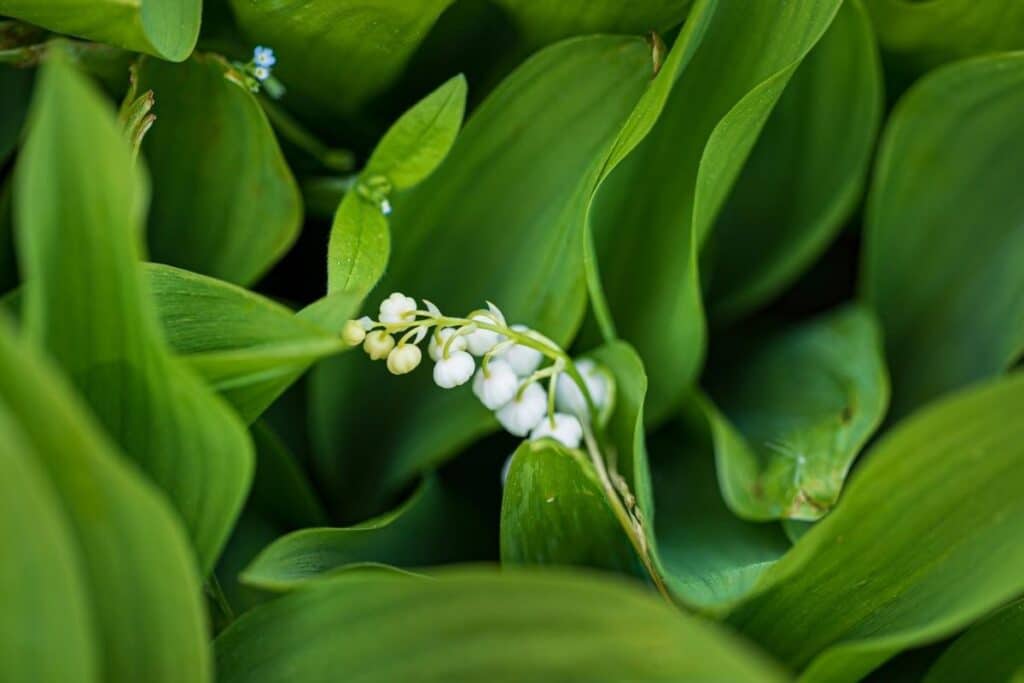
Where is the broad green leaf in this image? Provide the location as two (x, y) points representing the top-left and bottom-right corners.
(227, 0), (454, 118)
(589, 0), (843, 423)
(705, 306), (888, 521)
(326, 75), (466, 298)
(215, 568), (787, 683)
(729, 372), (1024, 682)
(924, 599), (1024, 683)
(14, 50), (252, 572)
(247, 421), (328, 529)
(500, 440), (642, 575)
(310, 35), (653, 518)
(0, 0), (199, 60)
(866, 0), (1024, 76)
(0, 402), (97, 683)
(707, 0), (883, 322)
(242, 476), (480, 590)
(493, 0), (691, 47)
(0, 64), (32, 163)
(862, 52), (1024, 418)
(0, 319), (211, 682)
(137, 54), (301, 286)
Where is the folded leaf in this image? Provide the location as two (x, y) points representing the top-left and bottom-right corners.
(0, 319), (211, 682)
(137, 54), (302, 286)
(215, 568), (787, 683)
(862, 52), (1024, 417)
(0, 0), (199, 61)
(14, 50), (252, 573)
(707, 0), (882, 321)
(729, 372), (1024, 682)
(924, 599), (1024, 683)
(705, 306), (888, 521)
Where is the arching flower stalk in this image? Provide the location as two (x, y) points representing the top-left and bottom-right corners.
(343, 293), (671, 600)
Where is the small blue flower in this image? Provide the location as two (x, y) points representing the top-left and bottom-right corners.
(253, 46), (276, 68)
(253, 66), (271, 81)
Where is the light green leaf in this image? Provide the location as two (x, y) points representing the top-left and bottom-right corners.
(0, 319), (211, 682)
(705, 306), (889, 521)
(589, 0), (843, 423)
(215, 568), (787, 683)
(729, 372), (1024, 682)
(311, 35), (654, 518)
(227, 0), (454, 118)
(0, 0), (199, 61)
(501, 440), (642, 576)
(707, 0), (883, 322)
(924, 599), (1024, 683)
(14, 49), (252, 573)
(862, 52), (1024, 418)
(493, 0), (691, 47)
(0, 401), (97, 683)
(137, 54), (301, 286)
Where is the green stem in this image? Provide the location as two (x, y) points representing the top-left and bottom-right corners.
(259, 97), (355, 172)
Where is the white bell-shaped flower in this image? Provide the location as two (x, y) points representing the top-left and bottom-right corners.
(378, 292), (417, 323)
(496, 382), (547, 436)
(363, 330), (395, 360)
(464, 314), (503, 356)
(530, 413), (583, 449)
(386, 344), (421, 375)
(501, 324), (543, 376)
(433, 350), (475, 388)
(428, 327), (468, 362)
(472, 359), (519, 410)
(555, 359), (609, 421)
(341, 319), (366, 346)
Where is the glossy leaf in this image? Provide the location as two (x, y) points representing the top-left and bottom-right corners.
(493, 0), (691, 47)
(501, 439), (642, 575)
(705, 306), (888, 521)
(137, 54), (302, 286)
(0, 0), (199, 61)
(216, 568), (787, 683)
(227, 0), (454, 118)
(590, 0), (844, 423)
(707, 0), (882, 321)
(862, 53), (1024, 418)
(310, 35), (653, 518)
(0, 320), (211, 682)
(729, 373), (1024, 682)
(14, 51), (252, 572)
(924, 599), (1024, 683)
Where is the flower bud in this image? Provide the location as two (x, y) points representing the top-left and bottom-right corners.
(341, 319), (367, 346)
(501, 324), (543, 376)
(555, 359), (609, 421)
(363, 330), (395, 360)
(530, 413), (583, 449)
(428, 327), (467, 362)
(464, 314), (503, 356)
(386, 344), (422, 375)
(472, 359), (519, 410)
(433, 350), (475, 388)
(496, 382), (547, 436)
(379, 292), (417, 324)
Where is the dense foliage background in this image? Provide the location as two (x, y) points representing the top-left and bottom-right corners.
(1, 0), (1023, 681)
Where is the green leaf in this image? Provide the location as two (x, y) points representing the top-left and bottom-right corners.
(0, 0), (199, 61)
(310, 35), (654, 518)
(704, 305), (889, 521)
(589, 0), (844, 423)
(14, 49), (253, 573)
(136, 54), (302, 286)
(0, 64), (32, 164)
(924, 599), (1024, 683)
(242, 476), (479, 590)
(707, 0), (883, 322)
(493, 0), (692, 47)
(227, 0), (454, 118)
(728, 372), (1024, 682)
(0, 401), (97, 683)
(862, 52), (1024, 418)
(0, 319), (211, 682)
(500, 440), (642, 575)
(215, 568), (787, 683)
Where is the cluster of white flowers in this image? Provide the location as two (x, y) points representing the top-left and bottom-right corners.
(343, 293), (611, 450)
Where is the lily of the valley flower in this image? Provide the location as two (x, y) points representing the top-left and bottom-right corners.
(464, 314), (504, 356)
(472, 359), (519, 410)
(363, 330), (395, 360)
(555, 359), (609, 422)
(386, 344), (421, 375)
(428, 328), (467, 361)
(379, 292), (417, 323)
(501, 324), (543, 376)
(433, 350), (475, 388)
(530, 412), (583, 449)
(496, 382), (547, 436)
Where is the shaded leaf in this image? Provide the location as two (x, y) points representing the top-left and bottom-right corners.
(924, 599), (1024, 683)
(0, 64), (32, 163)
(493, 0), (691, 48)
(862, 52), (1024, 417)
